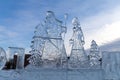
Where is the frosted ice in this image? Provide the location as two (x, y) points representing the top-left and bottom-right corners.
(0, 69), (104, 80)
(8, 47), (25, 69)
(69, 17), (88, 68)
(0, 47), (6, 70)
(29, 11), (67, 68)
(0, 11), (120, 80)
(89, 40), (101, 68)
(102, 52), (120, 80)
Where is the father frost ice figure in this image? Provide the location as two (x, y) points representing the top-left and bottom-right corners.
(29, 11), (67, 68)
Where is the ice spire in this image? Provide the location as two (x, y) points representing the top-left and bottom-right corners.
(89, 40), (101, 68)
(69, 17), (88, 68)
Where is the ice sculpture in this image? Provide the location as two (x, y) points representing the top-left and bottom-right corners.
(102, 52), (120, 80)
(89, 40), (101, 68)
(0, 47), (6, 70)
(29, 11), (67, 68)
(8, 47), (25, 69)
(69, 17), (88, 68)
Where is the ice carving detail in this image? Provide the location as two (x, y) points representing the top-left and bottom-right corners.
(69, 17), (88, 68)
(89, 40), (101, 68)
(29, 11), (67, 68)
(0, 47), (6, 70)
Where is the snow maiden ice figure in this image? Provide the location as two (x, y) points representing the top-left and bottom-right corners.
(29, 11), (67, 68)
(69, 17), (88, 68)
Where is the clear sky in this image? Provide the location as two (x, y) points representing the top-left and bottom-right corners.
(0, 0), (120, 55)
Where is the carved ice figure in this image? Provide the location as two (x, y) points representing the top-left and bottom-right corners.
(8, 47), (25, 69)
(89, 40), (101, 68)
(0, 47), (6, 70)
(29, 11), (67, 68)
(102, 52), (120, 80)
(69, 17), (88, 68)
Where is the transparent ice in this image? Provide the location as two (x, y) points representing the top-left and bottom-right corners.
(89, 40), (101, 68)
(69, 17), (88, 68)
(29, 11), (67, 68)
(0, 47), (6, 70)
(0, 11), (120, 80)
(102, 52), (120, 80)
(8, 47), (25, 69)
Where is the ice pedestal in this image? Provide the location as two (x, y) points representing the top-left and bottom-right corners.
(21, 68), (104, 80)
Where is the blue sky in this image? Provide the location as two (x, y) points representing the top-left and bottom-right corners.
(0, 0), (120, 55)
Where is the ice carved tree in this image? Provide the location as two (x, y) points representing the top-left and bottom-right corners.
(89, 40), (101, 68)
(69, 17), (88, 68)
(28, 24), (45, 66)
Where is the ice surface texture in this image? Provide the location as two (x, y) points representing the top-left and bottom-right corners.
(0, 47), (6, 70)
(29, 11), (67, 68)
(69, 17), (88, 68)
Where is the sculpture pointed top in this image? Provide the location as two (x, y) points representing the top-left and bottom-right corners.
(46, 11), (55, 19)
(72, 17), (80, 27)
(91, 40), (96, 45)
(91, 40), (98, 49)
